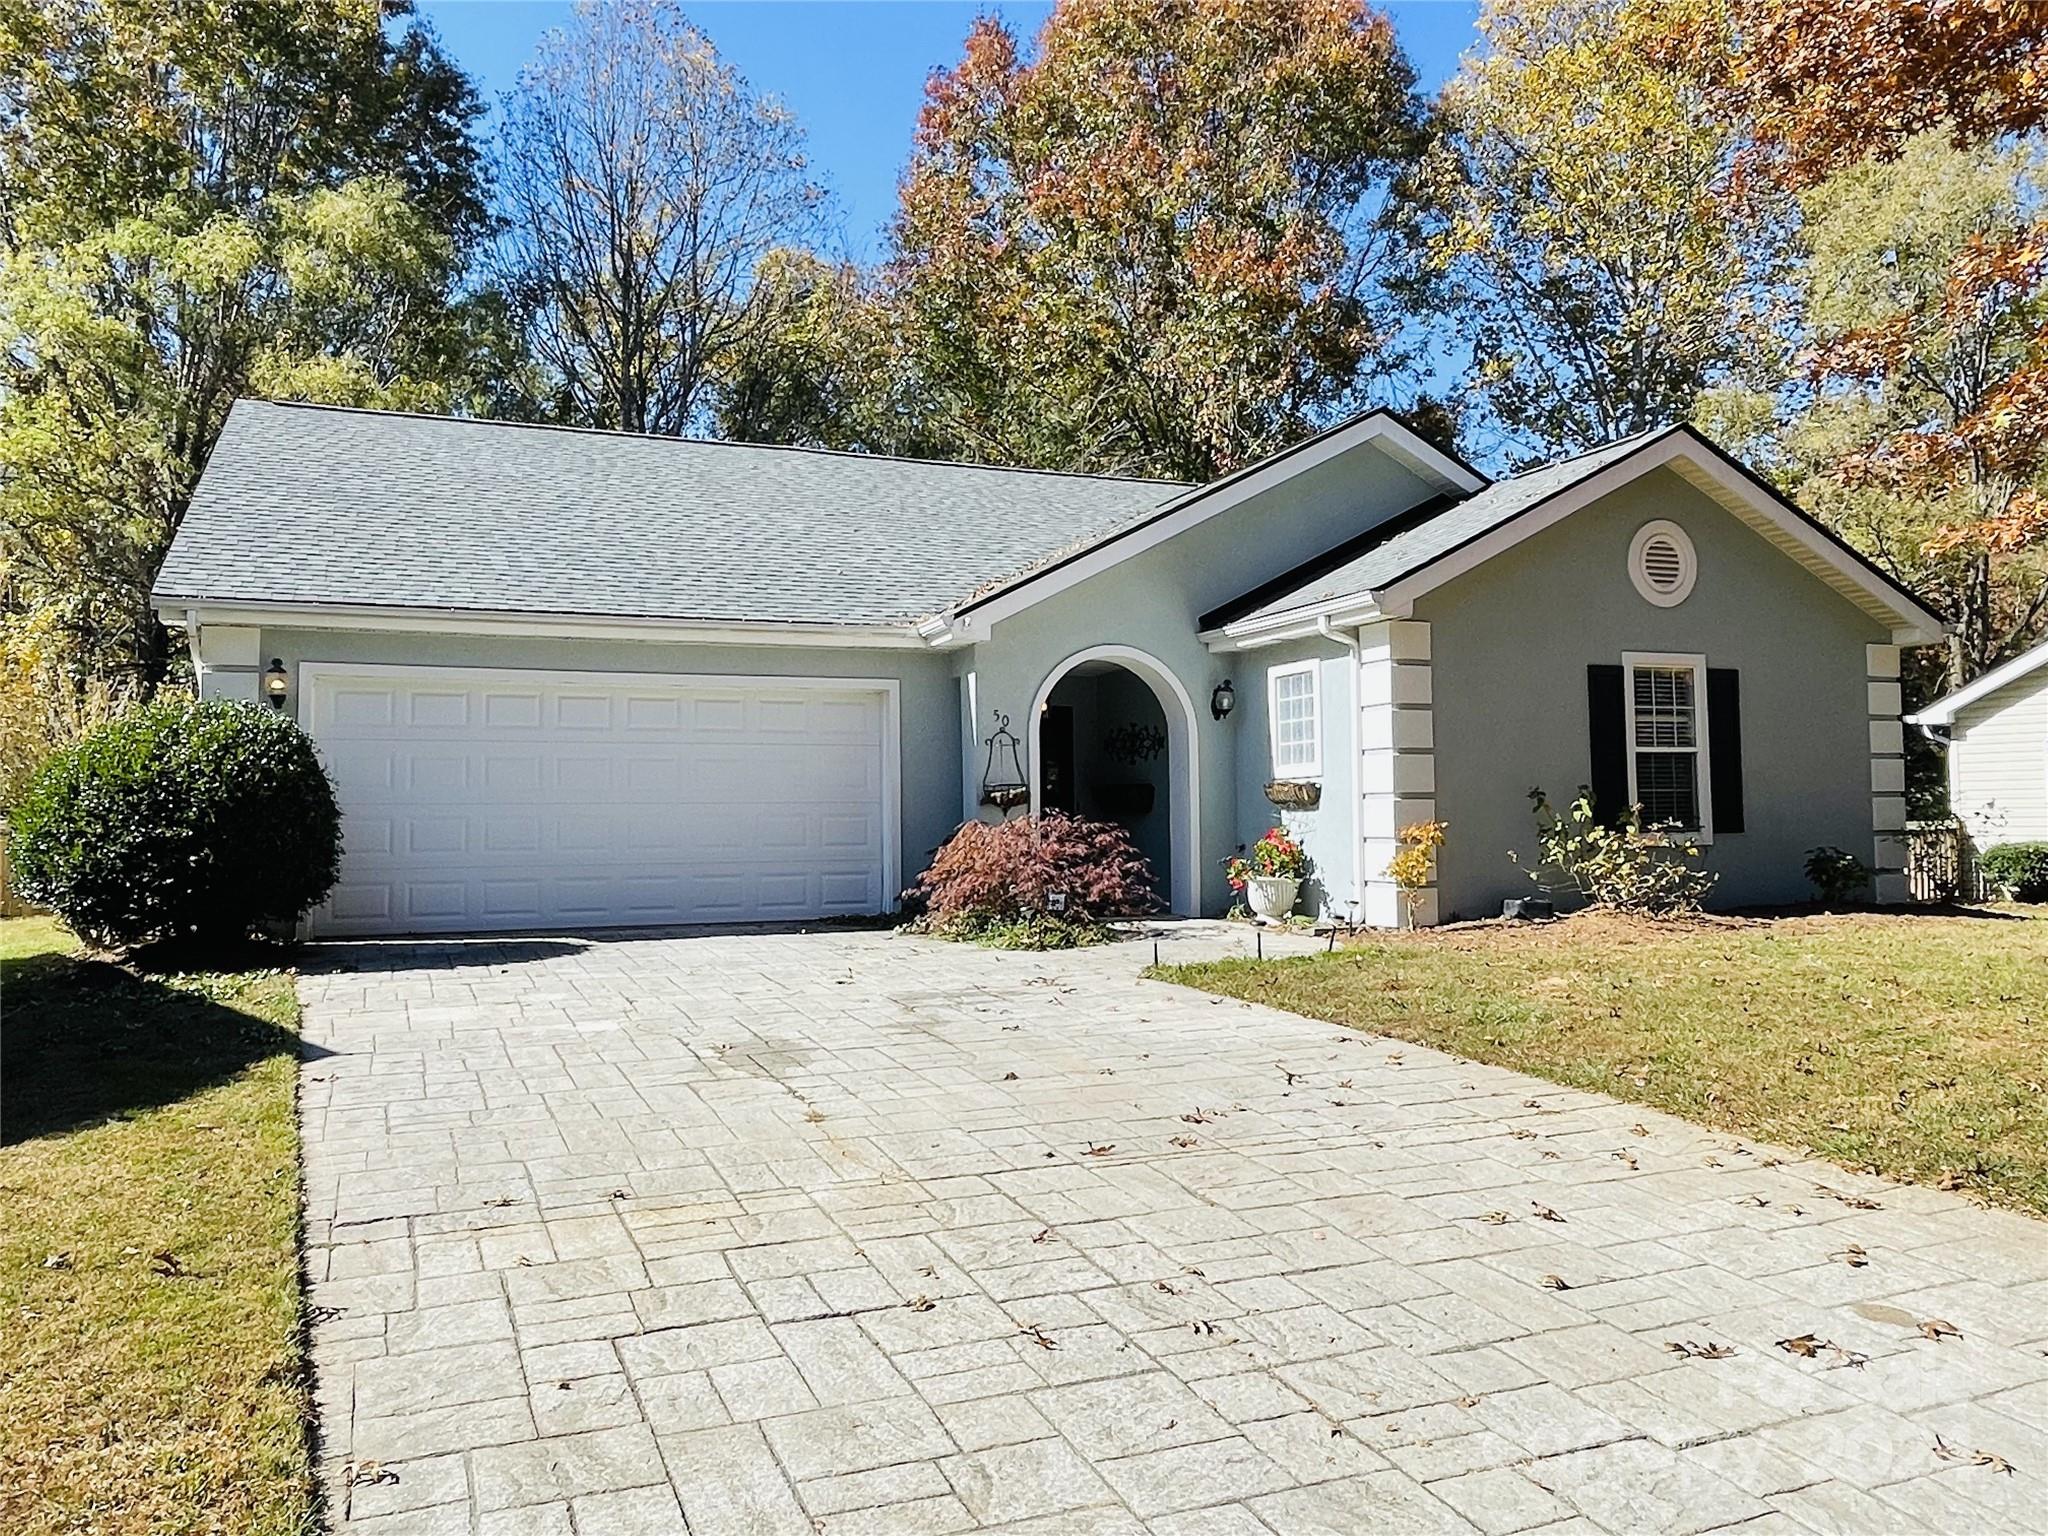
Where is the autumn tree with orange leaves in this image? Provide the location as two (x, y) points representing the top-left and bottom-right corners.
(1711, 0), (2048, 683)
(882, 0), (1430, 482)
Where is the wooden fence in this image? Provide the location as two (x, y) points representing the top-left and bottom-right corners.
(1904, 818), (1984, 904)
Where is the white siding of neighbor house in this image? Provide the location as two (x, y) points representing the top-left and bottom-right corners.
(1951, 665), (2048, 849)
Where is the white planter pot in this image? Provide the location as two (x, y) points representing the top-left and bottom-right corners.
(1246, 876), (1300, 921)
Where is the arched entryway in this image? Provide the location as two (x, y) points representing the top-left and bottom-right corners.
(1029, 645), (1200, 915)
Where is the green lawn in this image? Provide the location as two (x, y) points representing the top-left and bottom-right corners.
(0, 917), (314, 1536)
(1160, 908), (2048, 1217)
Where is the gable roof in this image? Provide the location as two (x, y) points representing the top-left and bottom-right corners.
(153, 400), (1186, 629)
(1908, 635), (2048, 725)
(1202, 426), (1946, 647)
(945, 409), (1485, 630)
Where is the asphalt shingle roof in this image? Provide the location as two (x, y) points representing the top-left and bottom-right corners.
(154, 401), (1186, 627)
(1211, 432), (1659, 627)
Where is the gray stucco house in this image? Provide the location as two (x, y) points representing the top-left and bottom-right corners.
(155, 399), (1944, 936)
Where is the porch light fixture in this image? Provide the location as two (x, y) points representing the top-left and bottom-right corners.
(1210, 679), (1235, 721)
(263, 658), (289, 710)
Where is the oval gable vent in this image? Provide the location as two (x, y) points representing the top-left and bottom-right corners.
(1629, 520), (1696, 606)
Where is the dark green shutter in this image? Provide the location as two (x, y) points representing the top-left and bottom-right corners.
(1586, 664), (1628, 826)
(1707, 668), (1744, 834)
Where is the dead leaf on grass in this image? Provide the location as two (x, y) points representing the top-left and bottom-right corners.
(149, 1250), (185, 1278)
(41, 1252), (71, 1270)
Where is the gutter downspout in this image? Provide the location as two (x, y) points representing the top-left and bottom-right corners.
(1317, 615), (1364, 925)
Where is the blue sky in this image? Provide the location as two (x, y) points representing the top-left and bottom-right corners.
(418, 1), (1484, 260)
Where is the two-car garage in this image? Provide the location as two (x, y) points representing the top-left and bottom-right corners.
(300, 664), (899, 937)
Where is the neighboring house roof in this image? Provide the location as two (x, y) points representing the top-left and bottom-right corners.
(1202, 425), (1946, 647)
(1908, 635), (2048, 726)
(153, 400), (1186, 629)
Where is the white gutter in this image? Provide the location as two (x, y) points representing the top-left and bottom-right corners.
(1317, 614), (1366, 925)
(157, 600), (930, 650)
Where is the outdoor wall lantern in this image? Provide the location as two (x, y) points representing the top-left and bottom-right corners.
(1210, 679), (1236, 721)
(263, 659), (290, 710)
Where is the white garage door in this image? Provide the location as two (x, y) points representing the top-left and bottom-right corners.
(304, 665), (896, 936)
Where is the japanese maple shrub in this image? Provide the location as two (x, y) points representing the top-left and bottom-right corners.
(910, 812), (1159, 947)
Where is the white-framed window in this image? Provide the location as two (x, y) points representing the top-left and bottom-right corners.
(1267, 659), (1322, 778)
(1622, 651), (1713, 841)
(1629, 519), (1698, 606)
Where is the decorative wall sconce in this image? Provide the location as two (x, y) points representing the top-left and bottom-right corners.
(978, 710), (1030, 811)
(263, 658), (290, 711)
(1210, 679), (1235, 721)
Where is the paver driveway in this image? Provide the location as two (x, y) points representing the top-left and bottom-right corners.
(300, 923), (2048, 1535)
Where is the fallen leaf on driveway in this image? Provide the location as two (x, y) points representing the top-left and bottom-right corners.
(1510, 1129), (1538, 1141)
(1169, 1135), (1197, 1148)
(1612, 1149), (1639, 1169)
(1832, 1243), (1870, 1268)
(906, 1294), (935, 1313)
(1084, 1143), (1115, 1157)
(1778, 1333), (1824, 1358)
(1629, 1124), (1649, 1137)
(1018, 1323), (1058, 1350)
(1664, 1340), (1735, 1360)
(1530, 1204), (1564, 1223)
(1030, 1227), (1052, 1244)
(1815, 1184), (1882, 1210)
(1919, 1318), (1963, 1341)
(1537, 1274), (1570, 1290)
(1002, 1071), (1019, 1081)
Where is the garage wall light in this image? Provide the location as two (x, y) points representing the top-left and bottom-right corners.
(263, 659), (290, 710)
(1210, 679), (1235, 721)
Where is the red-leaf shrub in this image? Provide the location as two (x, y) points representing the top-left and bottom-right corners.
(913, 812), (1161, 924)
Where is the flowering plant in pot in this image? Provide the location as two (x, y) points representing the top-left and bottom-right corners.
(1225, 826), (1308, 920)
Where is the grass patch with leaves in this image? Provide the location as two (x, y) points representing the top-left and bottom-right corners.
(1159, 908), (2048, 1217)
(0, 916), (314, 1536)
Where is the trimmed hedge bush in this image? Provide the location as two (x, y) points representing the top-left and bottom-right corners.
(10, 698), (342, 948)
(1980, 841), (2048, 903)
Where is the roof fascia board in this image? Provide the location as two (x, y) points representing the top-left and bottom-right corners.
(160, 600), (928, 650)
(953, 413), (1486, 631)
(1907, 637), (2048, 724)
(1372, 431), (1947, 644)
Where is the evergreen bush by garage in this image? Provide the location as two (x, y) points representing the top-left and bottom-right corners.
(1980, 841), (2048, 903)
(10, 698), (342, 948)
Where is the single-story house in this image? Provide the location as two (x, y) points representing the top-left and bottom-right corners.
(1908, 636), (2048, 852)
(154, 399), (1944, 937)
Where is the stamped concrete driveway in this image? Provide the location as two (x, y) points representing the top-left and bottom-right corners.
(300, 923), (2048, 1535)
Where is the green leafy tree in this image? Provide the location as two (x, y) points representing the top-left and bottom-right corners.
(0, 0), (490, 704)
(880, 0), (1429, 482)
(1409, 0), (1792, 461)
